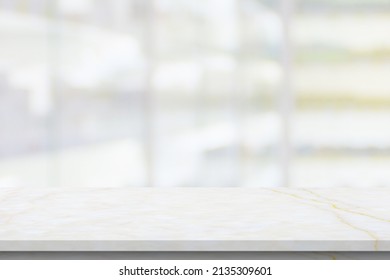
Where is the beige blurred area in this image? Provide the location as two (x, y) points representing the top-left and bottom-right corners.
(0, 0), (389, 189)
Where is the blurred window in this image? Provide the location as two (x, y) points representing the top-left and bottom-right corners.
(0, 0), (389, 189)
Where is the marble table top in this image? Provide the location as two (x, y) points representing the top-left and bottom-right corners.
(0, 187), (389, 251)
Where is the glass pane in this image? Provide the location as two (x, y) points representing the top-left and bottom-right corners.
(0, 0), (284, 189)
(0, 1), (51, 188)
(150, 0), (283, 187)
(53, 0), (147, 188)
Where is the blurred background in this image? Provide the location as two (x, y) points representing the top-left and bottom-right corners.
(0, 0), (389, 189)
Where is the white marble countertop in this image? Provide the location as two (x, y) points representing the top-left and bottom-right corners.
(0, 187), (389, 251)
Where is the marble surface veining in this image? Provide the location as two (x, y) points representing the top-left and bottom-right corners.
(0, 187), (389, 251)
